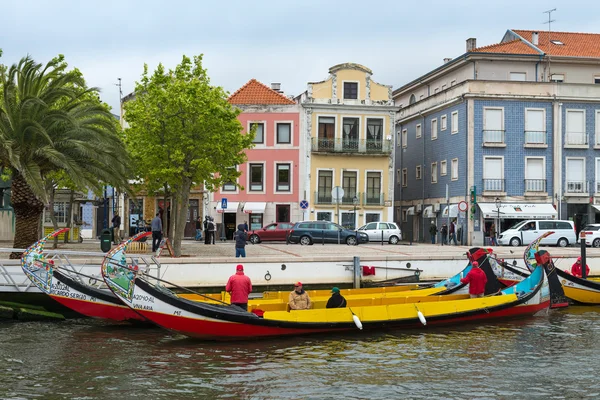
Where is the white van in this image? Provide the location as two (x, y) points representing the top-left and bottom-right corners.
(497, 220), (576, 247)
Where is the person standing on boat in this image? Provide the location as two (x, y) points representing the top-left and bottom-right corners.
(571, 256), (590, 278)
(288, 282), (311, 310)
(460, 261), (487, 298)
(233, 223), (248, 258)
(226, 264), (252, 311)
(151, 212), (163, 253)
(326, 287), (347, 308)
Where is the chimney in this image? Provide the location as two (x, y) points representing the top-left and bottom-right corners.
(271, 82), (281, 92)
(443, 58), (452, 64)
(466, 38), (477, 52)
(532, 32), (539, 45)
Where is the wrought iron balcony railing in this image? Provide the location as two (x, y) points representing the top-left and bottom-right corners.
(311, 138), (391, 154)
(363, 193), (384, 206)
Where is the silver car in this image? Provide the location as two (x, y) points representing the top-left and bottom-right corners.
(358, 222), (402, 244)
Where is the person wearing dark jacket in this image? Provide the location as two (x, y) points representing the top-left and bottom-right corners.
(326, 287), (347, 308)
(234, 223), (248, 258)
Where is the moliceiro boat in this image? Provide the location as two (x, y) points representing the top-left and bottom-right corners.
(21, 229), (150, 322)
(101, 240), (552, 340)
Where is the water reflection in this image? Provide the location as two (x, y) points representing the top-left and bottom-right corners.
(2, 310), (600, 399)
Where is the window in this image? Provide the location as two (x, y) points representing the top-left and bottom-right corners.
(342, 171), (357, 202)
(409, 94), (416, 105)
(251, 122), (264, 144)
(44, 201), (69, 224)
(566, 158), (586, 193)
(366, 172), (382, 205)
(222, 166), (237, 191)
(483, 108), (504, 144)
(510, 72), (526, 81)
(276, 163), (291, 191)
(317, 170), (333, 203)
(440, 160), (447, 176)
(525, 109), (546, 144)
(596, 158), (600, 193)
(402, 209), (408, 222)
(249, 164), (264, 191)
(416, 165), (422, 180)
(431, 119), (438, 140)
(366, 213), (380, 223)
(441, 115), (447, 131)
(416, 124), (422, 138)
(431, 162), (438, 183)
(366, 119), (384, 149)
(550, 40), (564, 45)
(525, 157), (545, 192)
(342, 117), (359, 151)
(316, 211), (332, 221)
(551, 74), (564, 83)
(596, 110), (600, 145)
(396, 169), (401, 185)
(402, 129), (407, 148)
(317, 116), (335, 150)
(276, 123), (291, 144)
(566, 110), (586, 145)
(451, 159), (458, 181)
(451, 111), (458, 134)
(343, 82), (358, 99)
(483, 157), (504, 192)
(595, 76), (600, 84)
(402, 168), (408, 187)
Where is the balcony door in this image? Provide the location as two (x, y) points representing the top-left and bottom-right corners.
(318, 117), (335, 151)
(483, 157), (504, 192)
(366, 172), (381, 205)
(342, 171), (357, 204)
(342, 118), (359, 151)
(525, 158), (545, 192)
(566, 158), (585, 193)
(317, 170), (333, 203)
(366, 118), (383, 152)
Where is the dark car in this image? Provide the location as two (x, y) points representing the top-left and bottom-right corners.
(288, 221), (369, 245)
(249, 222), (295, 244)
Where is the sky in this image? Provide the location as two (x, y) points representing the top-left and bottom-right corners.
(2, 0), (599, 112)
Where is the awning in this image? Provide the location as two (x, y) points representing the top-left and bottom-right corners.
(216, 201), (239, 213)
(593, 205), (600, 213)
(423, 206), (436, 218)
(243, 202), (266, 214)
(442, 204), (458, 218)
(406, 206), (415, 216)
(478, 203), (557, 219)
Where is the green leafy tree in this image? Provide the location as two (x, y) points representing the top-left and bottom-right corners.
(124, 55), (254, 256)
(0, 55), (132, 257)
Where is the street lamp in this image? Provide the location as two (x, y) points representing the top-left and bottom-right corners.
(494, 197), (501, 245)
(352, 195), (359, 229)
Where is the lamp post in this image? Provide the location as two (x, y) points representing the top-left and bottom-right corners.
(495, 197), (501, 245)
(353, 195), (359, 245)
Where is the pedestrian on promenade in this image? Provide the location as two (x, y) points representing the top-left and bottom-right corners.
(243, 221), (249, 232)
(195, 216), (203, 241)
(326, 287), (347, 309)
(209, 217), (216, 244)
(203, 216), (210, 244)
(489, 223), (497, 246)
(460, 261), (487, 298)
(225, 264), (252, 311)
(234, 223), (248, 258)
(449, 219), (458, 245)
(441, 223), (448, 246)
(571, 256), (590, 278)
(111, 212), (121, 245)
(151, 212), (163, 252)
(429, 221), (438, 244)
(288, 282), (311, 310)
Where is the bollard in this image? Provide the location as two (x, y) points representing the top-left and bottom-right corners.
(381, 230), (384, 246)
(353, 256), (361, 289)
(581, 231), (588, 279)
(322, 230), (325, 245)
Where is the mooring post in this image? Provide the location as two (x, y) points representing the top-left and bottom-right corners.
(353, 256), (361, 289)
(581, 231), (587, 279)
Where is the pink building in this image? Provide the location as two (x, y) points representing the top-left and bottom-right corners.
(211, 79), (301, 237)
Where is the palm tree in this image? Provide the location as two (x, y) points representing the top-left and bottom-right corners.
(0, 56), (131, 257)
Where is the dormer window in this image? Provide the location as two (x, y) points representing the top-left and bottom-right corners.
(550, 40), (564, 45)
(343, 82), (358, 99)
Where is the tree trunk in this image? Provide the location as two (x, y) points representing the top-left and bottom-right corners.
(162, 186), (169, 238)
(10, 173), (45, 259)
(48, 186), (59, 249)
(64, 189), (75, 243)
(173, 178), (192, 257)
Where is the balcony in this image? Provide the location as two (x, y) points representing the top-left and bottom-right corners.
(483, 179), (505, 192)
(363, 193), (383, 206)
(565, 132), (588, 147)
(314, 191), (333, 205)
(524, 179), (546, 192)
(482, 130), (505, 146)
(340, 192), (361, 205)
(311, 138), (391, 155)
(566, 181), (588, 194)
(524, 131), (547, 146)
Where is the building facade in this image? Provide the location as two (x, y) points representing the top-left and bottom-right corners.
(394, 29), (600, 245)
(298, 63), (396, 228)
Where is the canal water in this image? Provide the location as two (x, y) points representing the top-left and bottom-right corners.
(2, 307), (600, 399)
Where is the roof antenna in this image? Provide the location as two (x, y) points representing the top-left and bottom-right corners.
(543, 8), (557, 82)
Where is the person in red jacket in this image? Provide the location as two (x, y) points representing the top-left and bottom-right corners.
(225, 264), (252, 311)
(571, 256), (590, 278)
(460, 261), (487, 298)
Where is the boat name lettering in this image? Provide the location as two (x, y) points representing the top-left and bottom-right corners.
(51, 283), (70, 292)
(133, 294), (154, 303)
(54, 290), (71, 298)
(68, 292), (87, 301)
(133, 304), (153, 311)
(173, 311), (181, 316)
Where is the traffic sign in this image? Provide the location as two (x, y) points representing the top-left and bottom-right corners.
(458, 201), (468, 212)
(300, 200), (309, 210)
(331, 186), (345, 202)
(221, 198), (228, 209)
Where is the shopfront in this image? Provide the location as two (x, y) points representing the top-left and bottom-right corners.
(216, 201), (239, 240)
(243, 202), (267, 230)
(478, 203), (558, 241)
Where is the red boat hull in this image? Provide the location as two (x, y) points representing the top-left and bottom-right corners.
(50, 295), (145, 322)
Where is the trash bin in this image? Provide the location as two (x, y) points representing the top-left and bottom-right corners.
(100, 229), (112, 253)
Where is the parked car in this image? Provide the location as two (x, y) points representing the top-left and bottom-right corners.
(582, 224), (600, 247)
(357, 222), (402, 244)
(288, 221), (369, 245)
(497, 219), (576, 247)
(248, 222), (295, 244)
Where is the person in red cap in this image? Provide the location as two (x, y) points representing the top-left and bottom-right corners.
(288, 282), (311, 310)
(571, 256), (590, 278)
(460, 261), (487, 298)
(225, 264), (252, 311)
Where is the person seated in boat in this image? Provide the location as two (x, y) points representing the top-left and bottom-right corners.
(326, 287), (347, 309)
(288, 282), (311, 310)
(460, 261), (487, 298)
(225, 264), (252, 311)
(570, 257), (590, 278)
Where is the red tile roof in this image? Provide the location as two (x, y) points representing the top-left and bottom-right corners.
(472, 39), (540, 55)
(228, 79), (295, 105)
(513, 30), (600, 58)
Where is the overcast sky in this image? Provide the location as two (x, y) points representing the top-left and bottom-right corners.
(2, 0), (598, 112)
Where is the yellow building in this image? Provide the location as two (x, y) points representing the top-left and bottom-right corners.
(299, 63), (396, 228)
